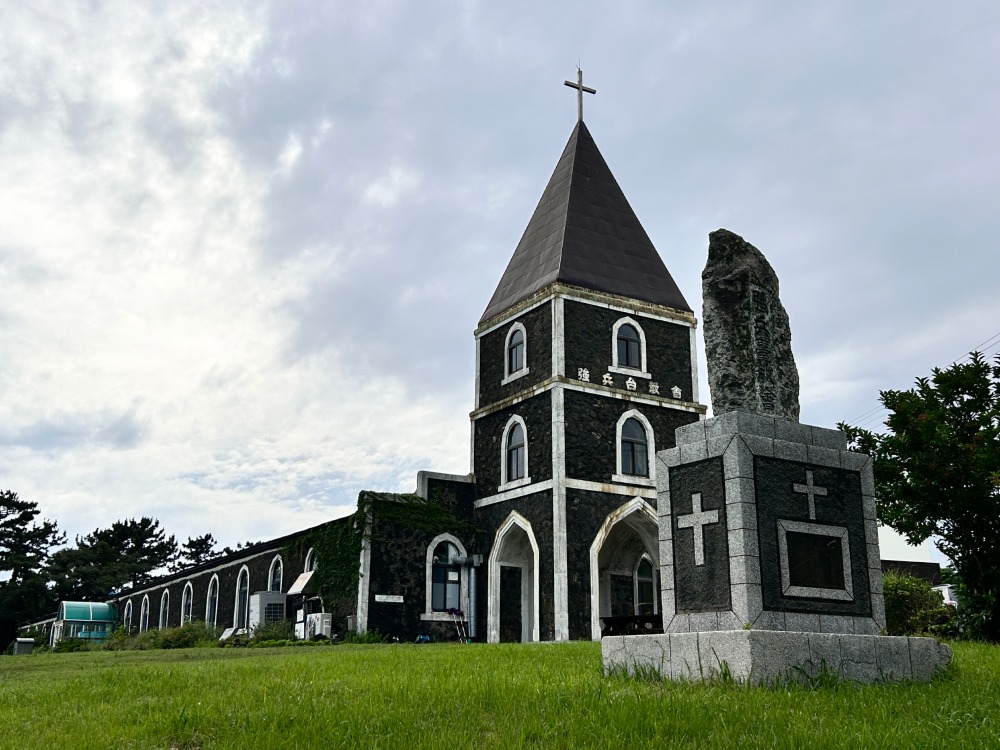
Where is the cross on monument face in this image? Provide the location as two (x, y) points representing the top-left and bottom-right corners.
(793, 469), (828, 520)
(676, 492), (720, 566)
(563, 67), (596, 122)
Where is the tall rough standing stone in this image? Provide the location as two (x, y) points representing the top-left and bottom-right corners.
(702, 229), (800, 421)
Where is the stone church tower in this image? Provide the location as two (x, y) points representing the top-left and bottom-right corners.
(472, 120), (706, 641)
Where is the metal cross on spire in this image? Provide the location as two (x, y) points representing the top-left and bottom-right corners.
(563, 66), (596, 122)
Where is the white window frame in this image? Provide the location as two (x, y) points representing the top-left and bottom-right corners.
(304, 548), (316, 573)
(180, 582), (194, 625)
(205, 574), (220, 629)
(499, 414), (531, 492)
(609, 316), (651, 379)
(159, 590), (170, 629)
(234, 565), (250, 631)
(269, 555), (283, 592)
(123, 600), (133, 633)
(421, 533), (470, 622)
(613, 409), (655, 487)
(633, 553), (658, 616)
(139, 595), (150, 633)
(501, 321), (530, 385)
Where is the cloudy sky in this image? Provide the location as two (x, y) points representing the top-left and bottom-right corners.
(3, 1), (999, 552)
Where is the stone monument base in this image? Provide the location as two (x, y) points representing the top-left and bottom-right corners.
(603, 630), (952, 685)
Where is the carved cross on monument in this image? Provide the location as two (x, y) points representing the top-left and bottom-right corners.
(563, 66), (596, 122)
(676, 492), (719, 566)
(793, 470), (828, 520)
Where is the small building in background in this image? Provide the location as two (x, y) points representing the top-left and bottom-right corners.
(50, 602), (118, 647)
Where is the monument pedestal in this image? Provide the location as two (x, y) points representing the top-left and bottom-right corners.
(601, 412), (952, 684)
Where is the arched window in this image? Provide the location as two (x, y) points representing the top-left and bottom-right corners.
(610, 317), (649, 377)
(181, 582), (194, 625)
(613, 410), (656, 486)
(206, 575), (219, 629)
(634, 555), (657, 615)
(140, 595), (150, 633)
(123, 600), (133, 633)
(234, 567), (250, 630)
(159, 590), (170, 629)
(502, 322), (529, 385)
(269, 555), (283, 592)
(621, 418), (648, 476)
(431, 541), (461, 611)
(304, 548), (316, 573)
(507, 423), (525, 481)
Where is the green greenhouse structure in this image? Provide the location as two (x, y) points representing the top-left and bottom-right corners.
(50, 602), (118, 646)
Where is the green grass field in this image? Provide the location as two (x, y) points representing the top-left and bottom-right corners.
(1, 640), (998, 749)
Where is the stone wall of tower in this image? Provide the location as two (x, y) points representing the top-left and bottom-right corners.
(477, 301), (552, 408)
(472, 393), (553, 493)
(563, 299), (694, 402)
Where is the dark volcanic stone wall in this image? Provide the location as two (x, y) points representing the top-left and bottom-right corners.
(563, 299), (693, 401)
(473, 393), (552, 493)
(563, 389), (698, 483)
(478, 301), (552, 407)
(475, 490), (555, 641)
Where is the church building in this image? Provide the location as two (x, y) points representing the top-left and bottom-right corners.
(96, 115), (707, 645)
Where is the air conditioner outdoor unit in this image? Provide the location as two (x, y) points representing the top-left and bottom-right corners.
(249, 592), (287, 629)
(305, 612), (331, 639)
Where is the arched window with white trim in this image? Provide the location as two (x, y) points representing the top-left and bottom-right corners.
(612, 409), (656, 487)
(502, 322), (529, 385)
(123, 600), (133, 633)
(181, 582), (194, 625)
(304, 548), (316, 573)
(610, 317), (650, 378)
(499, 415), (530, 491)
(269, 555), (283, 592)
(159, 590), (170, 629)
(139, 595), (150, 633)
(234, 567), (250, 630)
(634, 554), (657, 615)
(421, 533), (470, 623)
(206, 575), (219, 629)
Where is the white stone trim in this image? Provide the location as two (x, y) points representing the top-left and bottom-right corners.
(565, 478), (656, 498)
(123, 600), (133, 632)
(356, 512), (372, 632)
(589, 498), (659, 640)
(423, 533), (470, 618)
(474, 334), (481, 410)
(487, 511), (541, 643)
(159, 589), (170, 629)
(233, 565), (250, 629)
(375, 594), (404, 604)
(551, 384), (569, 640)
(612, 408), (656, 487)
(501, 321), (530, 385)
(416, 470), (474, 499)
(267, 554), (283, 592)
(476, 296), (552, 336)
(181, 581), (194, 625)
(139, 595), (150, 633)
(777, 519), (854, 601)
(688, 324), (700, 406)
(499, 414), (531, 491)
(557, 287), (696, 326)
(303, 548), (316, 573)
(610, 316), (651, 379)
(475, 479), (554, 508)
(552, 296), (565, 378)
(205, 574), (220, 628)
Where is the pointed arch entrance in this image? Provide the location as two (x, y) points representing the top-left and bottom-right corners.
(487, 511), (540, 643)
(589, 498), (660, 640)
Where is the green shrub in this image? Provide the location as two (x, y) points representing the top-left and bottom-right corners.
(341, 629), (388, 645)
(883, 572), (953, 636)
(52, 638), (91, 653)
(250, 619), (296, 644)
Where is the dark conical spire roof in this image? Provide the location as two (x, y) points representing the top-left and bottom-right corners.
(480, 121), (690, 324)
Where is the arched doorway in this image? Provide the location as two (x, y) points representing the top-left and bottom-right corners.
(590, 498), (660, 640)
(488, 512), (539, 643)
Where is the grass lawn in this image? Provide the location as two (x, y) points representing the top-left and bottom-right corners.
(1, 640), (998, 749)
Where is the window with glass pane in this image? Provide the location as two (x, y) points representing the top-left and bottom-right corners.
(431, 542), (461, 611)
(182, 584), (193, 624)
(140, 597), (149, 632)
(507, 423), (525, 481)
(270, 558), (282, 592)
(636, 558), (655, 614)
(507, 328), (524, 373)
(236, 570), (249, 629)
(621, 417), (648, 476)
(159, 591), (169, 629)
(207, 578), (218, 628)
(617, 324), (641, 368)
